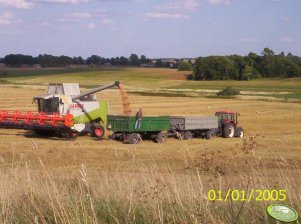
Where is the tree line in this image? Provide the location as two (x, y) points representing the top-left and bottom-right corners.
(194, 48), (301, 80)
(1, 48), (301, 79)
(0, 54), (155, 67)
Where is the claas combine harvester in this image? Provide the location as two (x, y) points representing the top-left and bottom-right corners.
(0, 81), (121, 138)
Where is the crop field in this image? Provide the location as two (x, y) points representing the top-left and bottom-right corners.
(0, 67), (300, 223)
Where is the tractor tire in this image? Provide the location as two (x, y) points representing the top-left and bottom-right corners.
(92, 125), (105, 139)
(155, 131), (167, 143)
(222, 124), (235, 138)
(184, 131), (193, 140)
(129, 133), (139, 144)
(205, 129), (214, 140)
(234, 127), (244, 138)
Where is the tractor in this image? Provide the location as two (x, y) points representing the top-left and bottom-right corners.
(215, 111), (244, 138)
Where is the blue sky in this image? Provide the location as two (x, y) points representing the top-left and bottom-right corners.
(0, 0), (300, 58)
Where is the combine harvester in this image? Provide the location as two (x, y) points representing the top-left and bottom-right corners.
(0, 81), (121, 138)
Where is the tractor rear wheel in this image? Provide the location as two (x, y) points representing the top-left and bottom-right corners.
(184, 131), (193, 140)
(223, 124), (235, 138)
(234, 127), (244, 138)
(91, 125), (105, 139)
(129, 133), (139, 144)
(156, 131), (167, 143)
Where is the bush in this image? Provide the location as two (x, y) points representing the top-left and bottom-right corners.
(178, 61), (193, 71)
(217, 86), (241, 96)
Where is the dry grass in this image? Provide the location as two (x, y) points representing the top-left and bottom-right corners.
(0, 85), (301, 223)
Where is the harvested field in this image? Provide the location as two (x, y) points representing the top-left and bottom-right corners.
(0, 68), (300, 223)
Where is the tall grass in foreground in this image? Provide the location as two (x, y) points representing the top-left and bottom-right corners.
(0, 137), (300, 224)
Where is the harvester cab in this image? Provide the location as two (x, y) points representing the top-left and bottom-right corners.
(215, 111), (244, 138)
(33, 83), (80, 114)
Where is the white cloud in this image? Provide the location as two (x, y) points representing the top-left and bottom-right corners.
(0, 0), (34, 9)
(237, 38), (260, 43)
(145, 12), (189, 19)
(101, 18), (114, 25)
(281, 36), (294, 43)
(158, 0), (199, 11)
(57, 12), (92, 22)
(70, 12), (92, 19)
(146, 0), (197, 20)
(0, 12), (13, 25)
(206, 0), (230, 6)
(87, 22), (96, 30)
(33, 0), (89, 4)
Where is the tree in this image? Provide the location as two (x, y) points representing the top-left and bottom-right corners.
(140, 55), (147, 64)
(194, 56), (236, 80)
(119, 56), (129, 66)
(178, 61), (193, 71)
(130, 54), (139, 65)
(4, 54), (35, 66)
(86, 55), (102, 65)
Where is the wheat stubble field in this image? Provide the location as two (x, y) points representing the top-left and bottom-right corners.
(0, 68), (300, 223)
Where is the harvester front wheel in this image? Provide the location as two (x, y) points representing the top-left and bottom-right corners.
(234, 127), (244, 138)
(92, 125), (105, 139)
(156, 131), (167, 143)
(223, 124), (235, 138)
(184, 131), (193, 140)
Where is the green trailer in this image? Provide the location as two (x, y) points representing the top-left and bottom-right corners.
(107, 115), (170, 144)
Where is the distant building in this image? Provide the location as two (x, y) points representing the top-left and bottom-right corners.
(140, 62), (155, 67)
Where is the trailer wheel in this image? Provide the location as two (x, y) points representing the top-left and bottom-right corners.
(234, 127), (244, 138)
(92, 125), (105, 139)
(156, 131), (167, 143)
(223, 124), (235, 138)
(184, 131), (193, 140)
(205, 130), (214, 140)
(129, 133), (139, 144)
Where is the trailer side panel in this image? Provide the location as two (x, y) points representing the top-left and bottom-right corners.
(170, 116), (218, 131)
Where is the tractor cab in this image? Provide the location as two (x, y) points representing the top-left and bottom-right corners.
(215, 111), (244, 138)
(215, 111), (239, 127)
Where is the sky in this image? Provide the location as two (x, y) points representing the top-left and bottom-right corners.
(0, 0), (300, 58)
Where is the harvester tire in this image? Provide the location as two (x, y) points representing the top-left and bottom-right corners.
(129, 133), (139, 144)
(69, 131), (79, 139)
(61, 131), (78, 139)
(92, 125), (105, 139)
(234, 127), (244, 138)
(156, 131), (167, 143)
(184, 131), (193, 140)
(205, 129), (214, 140)
(223, 124), (235, 138)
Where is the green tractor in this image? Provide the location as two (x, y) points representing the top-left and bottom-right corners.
(215, 111), (244, 138)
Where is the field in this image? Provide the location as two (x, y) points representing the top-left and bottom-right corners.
(0, 67), (301, 223)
